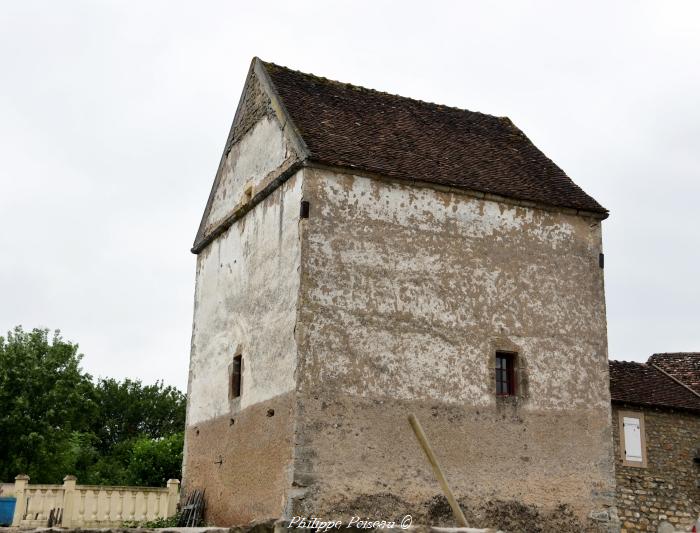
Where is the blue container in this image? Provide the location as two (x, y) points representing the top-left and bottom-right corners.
(0, 497), (15, 526)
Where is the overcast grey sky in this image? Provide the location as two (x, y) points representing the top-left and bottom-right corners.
(1, 1), (698, 391)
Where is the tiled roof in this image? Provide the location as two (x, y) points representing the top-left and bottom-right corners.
(648, 353), (700, 394)
(609, 360), (700, 412)
(263, 61), (607, 215)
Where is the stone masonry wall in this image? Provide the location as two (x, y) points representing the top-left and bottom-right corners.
(612, 403), (700, 532)
(291, 167), (617, 531)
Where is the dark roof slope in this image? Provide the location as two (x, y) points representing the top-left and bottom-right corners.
(263, 61), (607, 215)
(648, 353), (700, 394)
(609, 360), (700, 412)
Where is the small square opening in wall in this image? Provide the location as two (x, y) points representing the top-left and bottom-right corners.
(495, 351), (517, 396)
(243, 184), (254, 203)
(231, 354), (242, 399)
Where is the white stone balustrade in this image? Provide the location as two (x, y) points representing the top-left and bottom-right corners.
(10, 474), (179, 527)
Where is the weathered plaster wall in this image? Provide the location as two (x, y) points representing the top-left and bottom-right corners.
(205, 116), (296, 235)
(291, 168), (616, 530)
(612, 404), (700, 532)
(187, 169), (303, 425)
(183, 162), (304, 524)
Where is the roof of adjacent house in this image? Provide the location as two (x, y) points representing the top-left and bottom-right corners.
(608, 360), (700, 412)
(647, 353), (700, 395)
(262, 60), (607, 215)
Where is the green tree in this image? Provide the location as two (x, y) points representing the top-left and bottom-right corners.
(0, 326), (186, 486)
(125, 432), (184, 486)
(80, 380), (186, 485)
(91, 378), (186, 453)
(0, 327), (97, 482)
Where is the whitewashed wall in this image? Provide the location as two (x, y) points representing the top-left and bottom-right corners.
(186, 171), (303, 426)
(205, 116), (295, 235)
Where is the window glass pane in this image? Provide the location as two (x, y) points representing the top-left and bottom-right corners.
(495, 352), (516, 396)
(505, 357), (513, 394)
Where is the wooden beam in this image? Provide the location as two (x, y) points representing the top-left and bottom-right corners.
(408, 413), (468, 527)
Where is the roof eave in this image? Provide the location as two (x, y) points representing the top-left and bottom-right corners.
(305, 159), (609, 220)
(611, 398), (700, 415)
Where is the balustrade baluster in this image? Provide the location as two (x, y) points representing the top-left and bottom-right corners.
(116, 491), (124, 521)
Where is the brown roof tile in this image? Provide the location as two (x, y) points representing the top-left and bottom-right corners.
(263, 61), (607, 215)
(648, 352), (700, 394)
(609, 360), (700, 412)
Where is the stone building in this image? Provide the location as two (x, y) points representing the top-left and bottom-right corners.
(609, 355), (700, 532)
(183, 58), (617, 530)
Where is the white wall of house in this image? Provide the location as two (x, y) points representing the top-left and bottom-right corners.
(186, 170), (302, 426)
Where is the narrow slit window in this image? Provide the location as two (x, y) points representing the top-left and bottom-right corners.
(231, 354), (242, 399)
(495, 352), (516, 396)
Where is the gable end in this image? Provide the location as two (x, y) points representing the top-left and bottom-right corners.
(192, 59), (309, 253)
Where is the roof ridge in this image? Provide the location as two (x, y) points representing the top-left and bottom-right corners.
(260, 59), (511, 122)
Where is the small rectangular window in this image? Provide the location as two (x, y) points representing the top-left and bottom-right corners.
(618, 411), (647, 467)
(619, 411), (646, 467)
(231, 354), (242, 398)
(495, 352), (516, 396)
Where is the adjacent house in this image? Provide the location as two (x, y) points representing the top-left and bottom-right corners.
(183, 58), (617, 530)
(609, 354), (700, 532)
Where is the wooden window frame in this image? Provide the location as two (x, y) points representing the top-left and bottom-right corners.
(618, 410), (647, 468)
(495, 351), (517, 397)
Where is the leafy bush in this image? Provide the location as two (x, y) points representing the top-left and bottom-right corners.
(123, 512), (182, 528)
(126, 432), (184, 486)
(122, 510), (204, 528)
